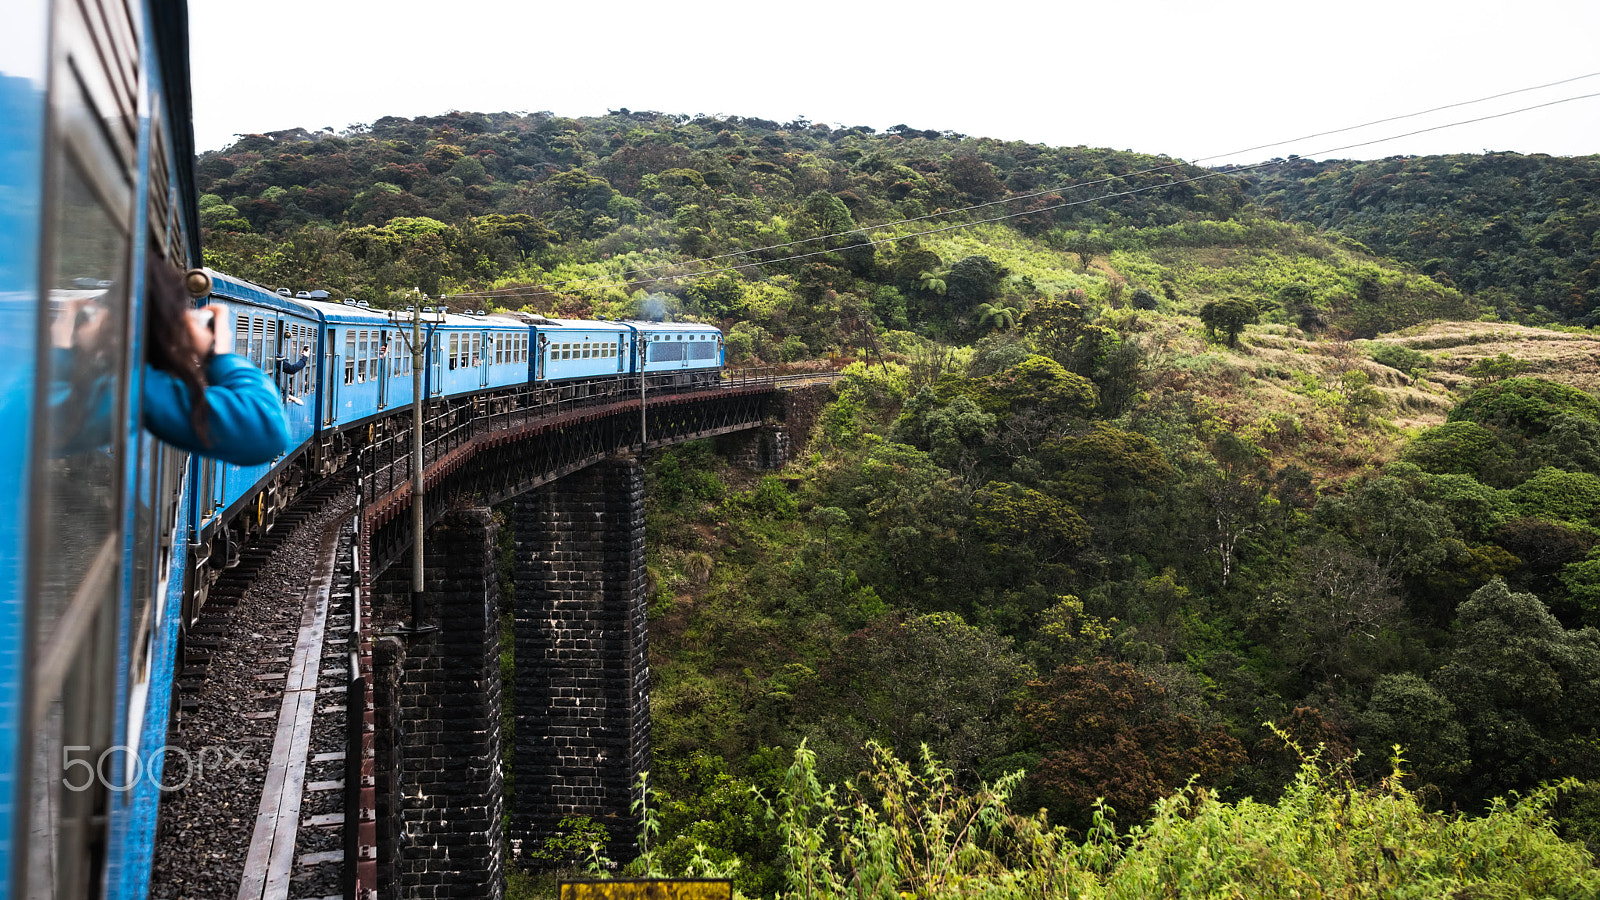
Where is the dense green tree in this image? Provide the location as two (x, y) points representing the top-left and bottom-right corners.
(1020, 291), (1087, 364)
(1510, 468), (1600, 528)
(1403, 421), (1511, 483)
(1450, 377), (1600, 439)
(803, 613), (1033, 784)
(1198, 296), (1260, 346)
(1353, 673), (1471, 787)
(973, 481), (1090, 563)
(1433, 579), (1600, 800)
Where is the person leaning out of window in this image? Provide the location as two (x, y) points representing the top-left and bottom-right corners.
(274, 344), (311, 406)
(142, 256), (290, 465)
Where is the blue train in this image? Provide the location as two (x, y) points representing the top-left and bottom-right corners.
(0, 2), (723, 896)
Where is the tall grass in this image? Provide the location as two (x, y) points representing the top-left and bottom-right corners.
(766, 740), (1600, 900)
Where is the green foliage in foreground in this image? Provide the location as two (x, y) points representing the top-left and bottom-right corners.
(769, 741), (1600, 900)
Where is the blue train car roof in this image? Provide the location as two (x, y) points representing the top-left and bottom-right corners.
(205, 269), (319, 315)
(624, 320), (722, 333)
(292, 296), (400, 326)
(532, 318), (631, 331)
(435, 312), (526, 328)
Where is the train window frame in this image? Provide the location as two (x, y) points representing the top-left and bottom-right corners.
(300, 325), (312, 396)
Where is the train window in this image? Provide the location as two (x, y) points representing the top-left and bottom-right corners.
(344, 332), (356, 384)
(448, 333), (459, 370)
(301, 326), (312, 396)
(235, 315), (250, 359)
(251, 316), (265, 366)
(472, 333), (482, 367)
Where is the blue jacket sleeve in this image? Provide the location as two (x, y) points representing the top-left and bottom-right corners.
(142, 353), (290, 465)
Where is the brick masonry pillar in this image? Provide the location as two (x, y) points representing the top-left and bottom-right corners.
(371, 507), (505, 900)
(714, 426), (788, 470)
(511, 455), (649, 864)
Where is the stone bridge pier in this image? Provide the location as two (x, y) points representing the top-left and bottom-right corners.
(371, 507), (507, 900)
(510, 454), (650, 864)
(369, 455), (651, 897)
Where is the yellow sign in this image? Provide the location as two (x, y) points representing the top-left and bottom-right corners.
(559, 879), (733, 900)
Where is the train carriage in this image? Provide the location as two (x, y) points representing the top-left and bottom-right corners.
(2, 0), (207, 896)
(632, 321), (725, 388)
(536, 320), (632, 383)
(300, 299), (416, 428)
(428, 313), (531, 398)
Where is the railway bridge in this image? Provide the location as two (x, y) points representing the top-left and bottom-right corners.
(333, 371), (830, 900)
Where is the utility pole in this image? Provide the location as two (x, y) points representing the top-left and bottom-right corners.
(389, 294), (443, 634)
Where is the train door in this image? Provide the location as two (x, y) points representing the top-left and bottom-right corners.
(270, 316), (284, 397)
(480, 331), (490, 388)
(430, 333), (443, 396)
(324, 327), (337, 425)
(377, 331), (390, 409)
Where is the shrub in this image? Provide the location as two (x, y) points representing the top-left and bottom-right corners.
(1368, 342), (1432, 374)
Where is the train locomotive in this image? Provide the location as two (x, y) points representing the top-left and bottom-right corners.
(0, 1), (723, 896)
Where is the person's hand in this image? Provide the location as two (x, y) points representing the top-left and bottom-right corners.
(302, 347), (311, 357)
(187, 305), (222, 358)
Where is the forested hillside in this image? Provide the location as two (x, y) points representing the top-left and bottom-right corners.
(196, 112), (1600, 897)
(1249, 153), (1600, 321)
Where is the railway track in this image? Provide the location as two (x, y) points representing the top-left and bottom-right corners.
(151, 485), (359, 900)
(235, 515), (357, 900)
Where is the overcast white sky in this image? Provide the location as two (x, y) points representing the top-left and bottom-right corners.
(189, 0), (1600, 165)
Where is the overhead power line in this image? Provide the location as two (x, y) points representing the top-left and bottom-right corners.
(449, 75), (1600, 304)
